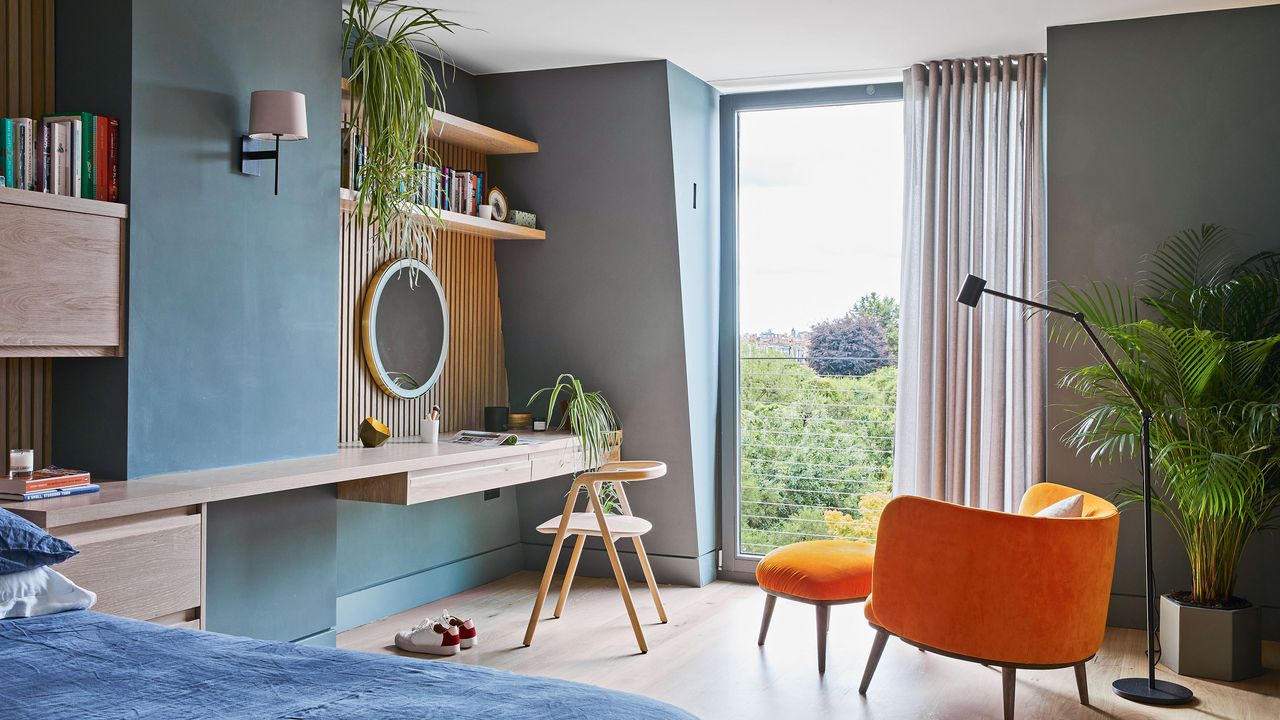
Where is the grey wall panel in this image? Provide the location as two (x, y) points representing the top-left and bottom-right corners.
(1047, 5), (1280, 638)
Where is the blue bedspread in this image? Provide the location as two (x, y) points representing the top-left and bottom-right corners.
(0, 610), (696, 719)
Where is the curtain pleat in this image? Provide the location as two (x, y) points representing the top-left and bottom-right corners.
(895, 55), (1047, 512)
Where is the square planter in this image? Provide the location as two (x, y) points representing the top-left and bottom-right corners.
(1159, 594), (1262, 681)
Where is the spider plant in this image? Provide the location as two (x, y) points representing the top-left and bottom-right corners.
(529, 374), (623, 511)
(1053, 225), (1280, 607)
(343, 0), (457, 263)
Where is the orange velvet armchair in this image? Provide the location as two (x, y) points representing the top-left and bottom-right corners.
(859, 483), (1119, 720)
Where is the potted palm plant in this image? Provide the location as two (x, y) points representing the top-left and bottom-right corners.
(343, 0), (456, 261)
(1055, 225), (1279, 681)
(529, 373), (623, 511)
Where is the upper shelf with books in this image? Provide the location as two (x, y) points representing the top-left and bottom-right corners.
(339, 187), (544, 241)
(340, 78), (538, 155)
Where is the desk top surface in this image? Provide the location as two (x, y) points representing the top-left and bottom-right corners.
(2, 433), (580, 528)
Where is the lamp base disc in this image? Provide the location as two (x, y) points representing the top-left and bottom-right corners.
(1112, 678), (1194, 705)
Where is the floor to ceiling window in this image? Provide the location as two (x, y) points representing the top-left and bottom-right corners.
(720, 84), (904, 573)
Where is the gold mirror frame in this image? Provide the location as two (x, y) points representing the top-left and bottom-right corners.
(361, 258), (449, 399)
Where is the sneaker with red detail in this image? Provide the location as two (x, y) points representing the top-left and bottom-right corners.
(440, 609), (478, 649)
(394, 618), (461, 656)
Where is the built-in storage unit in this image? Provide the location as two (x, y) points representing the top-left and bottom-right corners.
(0, 187), (128, 357)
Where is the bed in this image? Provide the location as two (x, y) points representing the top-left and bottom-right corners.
(0, 610), (696, 719)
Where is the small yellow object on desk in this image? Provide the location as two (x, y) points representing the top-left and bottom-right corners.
(359, 417), (391, 448)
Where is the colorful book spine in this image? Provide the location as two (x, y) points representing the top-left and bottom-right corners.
(36, 121), (47, 192)
(2, 119), (12, 187)
(0, 484), (100, 502)
(108, 117), (120, 201)
(50, 122), (67, 195)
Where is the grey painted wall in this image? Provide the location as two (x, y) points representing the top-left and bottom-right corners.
(1047, 5), (1280, 639)
(478, 61), (720, 585)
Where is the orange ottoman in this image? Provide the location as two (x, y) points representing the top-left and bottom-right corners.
(755, 539), (874, 673)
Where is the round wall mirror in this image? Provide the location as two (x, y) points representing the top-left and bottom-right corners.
(361, 258), (449, 399)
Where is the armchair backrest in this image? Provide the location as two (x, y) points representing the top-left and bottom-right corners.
(1018, 482), (1118, 519)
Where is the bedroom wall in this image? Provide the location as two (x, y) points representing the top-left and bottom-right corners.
(478, 60), (721, 586)
(1047, 4), (1280, 639)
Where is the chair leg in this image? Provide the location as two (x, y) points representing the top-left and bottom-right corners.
(631, 535), (667, 623)
(588, 482), (648, 653)
(553, 533), (585, 618)
(859, 627), (889, 694)
(815, 604), (830, 674)
(1073, 661), (1089, 706)
(757, 594), (777, 646)
(1002, 667), (1016, 720)
(523, 487), (580, 647)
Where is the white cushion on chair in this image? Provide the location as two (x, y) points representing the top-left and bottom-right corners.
(536, 512), (653, 538)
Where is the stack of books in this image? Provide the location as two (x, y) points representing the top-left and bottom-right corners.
(0, 467), (100, 502)
(414, 164), (484, 215)
(0, 113), (120, 201)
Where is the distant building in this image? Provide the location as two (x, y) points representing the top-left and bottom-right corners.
(743, 330), (809, 358)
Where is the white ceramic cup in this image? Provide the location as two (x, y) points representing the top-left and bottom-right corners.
(421, 418), (440, 444)
(477, 204), (493, 220)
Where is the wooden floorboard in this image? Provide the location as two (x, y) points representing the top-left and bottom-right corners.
(338, 570), (1280, 719)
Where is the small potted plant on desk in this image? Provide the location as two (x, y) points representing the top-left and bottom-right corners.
(529, 373), (623, 511)
(1056, 225), (1279, 682)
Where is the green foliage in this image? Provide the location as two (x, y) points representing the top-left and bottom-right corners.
(739, 344), (896, 553)
(343, 0), (457, 260)
(1054, 225), (1280, 605)
(851, 292), (901, 355)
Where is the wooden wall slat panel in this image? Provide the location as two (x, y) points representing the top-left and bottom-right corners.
(337, 138), (509, 443)
(2, 0), (57, 467)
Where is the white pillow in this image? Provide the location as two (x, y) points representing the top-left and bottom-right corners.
(0, 565), (96, 619)
(1034, 493), (1085, 518)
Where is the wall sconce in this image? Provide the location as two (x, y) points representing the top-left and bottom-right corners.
(240, 90), (308, 195)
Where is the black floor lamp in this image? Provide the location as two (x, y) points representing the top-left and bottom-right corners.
(956, 274), (1194, 706)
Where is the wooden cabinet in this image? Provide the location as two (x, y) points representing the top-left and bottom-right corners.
(0, 187), (127, 357)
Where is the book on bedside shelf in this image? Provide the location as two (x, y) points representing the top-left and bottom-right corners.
(0, 467), (93, 496)
(0, 484), (100, 502)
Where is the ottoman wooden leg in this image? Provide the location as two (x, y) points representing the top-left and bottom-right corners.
(816, 604), (830, 674)
(757, 594), (777, 646)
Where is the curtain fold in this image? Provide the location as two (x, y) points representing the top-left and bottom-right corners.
(894, 55), (1047, 512)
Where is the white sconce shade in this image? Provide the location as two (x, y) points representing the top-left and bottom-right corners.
(248, 90), (308, 141)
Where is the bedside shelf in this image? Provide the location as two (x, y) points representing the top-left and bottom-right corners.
(340, 188), (545, 241)
(341, 78), (537, 155)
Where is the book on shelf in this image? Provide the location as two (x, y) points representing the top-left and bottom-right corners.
(0, 113), (120, 201)
(0, 484), (100, 503)
(0, 467), (92, 496)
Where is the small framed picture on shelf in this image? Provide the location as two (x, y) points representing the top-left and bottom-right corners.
(487, 186), (508, 222)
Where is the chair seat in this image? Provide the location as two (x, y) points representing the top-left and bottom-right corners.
(536, 512), (653, 538)
(756, 539), (874, 602)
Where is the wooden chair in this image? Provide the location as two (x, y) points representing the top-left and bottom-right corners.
(523, 460), (669, 653)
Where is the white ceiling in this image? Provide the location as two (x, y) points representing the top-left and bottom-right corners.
(399, 0), (1273, 90)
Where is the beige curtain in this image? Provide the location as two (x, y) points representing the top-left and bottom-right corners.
(894, 55), (1047, 512)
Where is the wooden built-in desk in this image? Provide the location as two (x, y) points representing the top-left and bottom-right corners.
(0, 433), (588, 629)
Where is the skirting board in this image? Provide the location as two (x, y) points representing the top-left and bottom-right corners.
(1108, 593), (1280, 642)
(336, 543), (524, 632)
(521, 541), (716, 588)
(294, 628), (337, 647)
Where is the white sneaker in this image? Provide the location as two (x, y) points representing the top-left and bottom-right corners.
(394, 617), (461, 656)
(439, 609), (478, 649)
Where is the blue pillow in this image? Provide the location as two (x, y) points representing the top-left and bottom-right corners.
(0, 508), (77, 574)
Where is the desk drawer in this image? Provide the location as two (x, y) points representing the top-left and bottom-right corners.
(530, 446), (585, 480)
(52, 508), (202, 625)
(406, 459), (530, 504)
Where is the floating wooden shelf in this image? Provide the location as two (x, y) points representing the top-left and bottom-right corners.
(340, 188), (545, 241)
(341, 78), (537, 155)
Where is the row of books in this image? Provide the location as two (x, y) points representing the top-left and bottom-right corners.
(413, 165), (485, 216)
(1, 466), (100, 502)
(1, 113), (120, 201)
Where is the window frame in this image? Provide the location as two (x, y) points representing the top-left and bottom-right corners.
(717, 82), (906, 579)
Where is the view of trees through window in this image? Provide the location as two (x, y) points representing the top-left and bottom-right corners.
(735, 99), (903, 556)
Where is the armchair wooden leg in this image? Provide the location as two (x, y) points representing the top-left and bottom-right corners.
(757, 594), (777, 646)
(816, 604), (830, 674)
(1002, 667), (1016, 720)
(1073, 662), (1089, 706)
(553, 533), (585, 619)
(859, 628), (889, 694)
(631, 536), (667, 623)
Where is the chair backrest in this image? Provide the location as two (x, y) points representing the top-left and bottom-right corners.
(571, 461), (667, 518)
(1017, 481), (1118, 519)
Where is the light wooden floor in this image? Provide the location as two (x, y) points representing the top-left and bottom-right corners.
(338, 571), (1280, 720)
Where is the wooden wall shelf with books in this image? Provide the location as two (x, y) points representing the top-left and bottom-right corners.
(340, 78), (538, 155)
(0, 186), (128, 357)
(340, 187), (544, 241)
